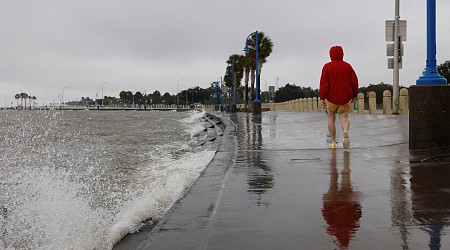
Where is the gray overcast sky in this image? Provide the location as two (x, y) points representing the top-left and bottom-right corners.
(1, 0), (449, 105)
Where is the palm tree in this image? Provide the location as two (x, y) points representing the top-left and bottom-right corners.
(244, 31), (273, 99)
(23, 93), (28, 109)
(14, 94), (20, 108)
(226, 54), (245, 107)
(242, 55), (254, 104)
(31, 96), (37, 109)
(19, 93), (28, 109)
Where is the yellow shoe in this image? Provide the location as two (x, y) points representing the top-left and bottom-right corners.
(328, 142), (337, 149)
(343, 131), (350, 149)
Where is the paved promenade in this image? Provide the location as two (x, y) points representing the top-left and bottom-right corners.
(114, 111), (450, 250)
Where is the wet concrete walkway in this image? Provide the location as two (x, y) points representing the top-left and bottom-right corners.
(114, 111), (450, 250)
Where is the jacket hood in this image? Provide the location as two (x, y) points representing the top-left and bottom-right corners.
(329, 46), (344, 61)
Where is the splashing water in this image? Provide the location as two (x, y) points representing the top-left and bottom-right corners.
(0, 110), (215, 249)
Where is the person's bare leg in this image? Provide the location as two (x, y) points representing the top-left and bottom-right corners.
(328, 110), (337, 143)
(339, 112), (350, 148)
(339, 112), (350, 132)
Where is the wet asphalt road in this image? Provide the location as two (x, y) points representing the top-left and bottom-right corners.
(115, 111), (450, 250)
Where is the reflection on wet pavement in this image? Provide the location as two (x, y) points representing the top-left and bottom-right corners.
(411, 164), (450, 250)
(390, 161), (413, 250)
(390, 158), (450, 250)
(322, 150), (362, 249)
(226, 112), (450, 249)
(233, 114), (274, 206)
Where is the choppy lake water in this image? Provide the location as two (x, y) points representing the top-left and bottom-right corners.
(0, 109), (215, 249)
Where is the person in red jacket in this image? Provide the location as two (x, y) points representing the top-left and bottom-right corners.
(320, 46), (358, 149)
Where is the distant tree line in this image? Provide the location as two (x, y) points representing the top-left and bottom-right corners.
(274, 84), (319, 103)
(77, 87), (218, 107)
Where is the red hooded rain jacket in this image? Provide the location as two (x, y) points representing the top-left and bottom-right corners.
(320, 46), (358, 105)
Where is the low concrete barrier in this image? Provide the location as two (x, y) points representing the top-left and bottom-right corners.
(399, 88), (409, 115)
(368, 91), (377, 115)
(357, 93), (364, 114)
(383, 90), (392, 115)
(261, 88), (409, 116)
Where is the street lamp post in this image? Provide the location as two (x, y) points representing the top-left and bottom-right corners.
(217, 76), (223, 111)
(144, 90), (147, 109)
(409, 0), (449, 150)
(61, 86), (68, 110)
(177, 77), (185, 108)
(228, 61), (236, 113)
(101, 82), (108, 107)
(181, 84), (187, 107)
(244, 30), (261, 114)
(416, 0), (447, 85)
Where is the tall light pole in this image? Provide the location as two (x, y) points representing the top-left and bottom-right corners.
(177, 77), (185, 108)
(144, 90), (147, 109)
(416, 0), (447, 85)
(217, 76), (223, 111)
(101, 82), (108, 106)
(181, 84), (187, 107)
(409, 0), (449, 150)
(244, 30), (261, 114)
(228, 61), (236, 113)
(61, 86), (68, 110)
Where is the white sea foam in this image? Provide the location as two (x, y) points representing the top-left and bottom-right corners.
(107, 149), (216, 248)
(179, 110), (208, 139)
(180, 110), (206, 124)
(2, 167), (112, 249)
(189, 123), (206, 139)
(107, 110), (216, 247)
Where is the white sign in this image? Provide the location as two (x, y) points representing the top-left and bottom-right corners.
(385, 20), (407, 42)
(386, 43), (404, 57)
(388, 58), (402, 69)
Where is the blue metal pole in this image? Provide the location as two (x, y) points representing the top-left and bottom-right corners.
(255, 30), (260, 103)
(416, 0), (447, 85)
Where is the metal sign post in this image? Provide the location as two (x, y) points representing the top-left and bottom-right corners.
(385, 0), (406, 114)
